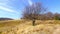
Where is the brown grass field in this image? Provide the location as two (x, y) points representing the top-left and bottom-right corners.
(0, 20), (60, 34)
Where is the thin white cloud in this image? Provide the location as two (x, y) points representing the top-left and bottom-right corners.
(0, 0), (20, 13)
(28, 0), (33, 5)
(0, 6), (15, 12)
(0, 3), (6, 5)
(0, 0), (21, 15)
(0, 0), (14, 12)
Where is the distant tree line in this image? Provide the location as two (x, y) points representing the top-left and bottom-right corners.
(37, 12), (60, 20)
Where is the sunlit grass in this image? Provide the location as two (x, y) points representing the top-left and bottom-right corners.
(0, 20), (60, 34)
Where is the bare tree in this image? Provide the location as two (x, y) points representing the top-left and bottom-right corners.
(44, 12), (54, 20)
(22, 2), (46, 26)
(54, 13), (60, 20)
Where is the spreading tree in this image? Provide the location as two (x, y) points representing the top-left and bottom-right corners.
(22, 2), (46, 26)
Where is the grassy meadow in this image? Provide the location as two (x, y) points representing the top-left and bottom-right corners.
(0, 20), (60, 34)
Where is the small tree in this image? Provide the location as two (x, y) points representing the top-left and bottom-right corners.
(54, 13), (60, 20)
(44, 12), (54, 20)
(22, 2), (46, 26)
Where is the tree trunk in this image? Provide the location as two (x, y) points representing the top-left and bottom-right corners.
(32, 19), (35, 26)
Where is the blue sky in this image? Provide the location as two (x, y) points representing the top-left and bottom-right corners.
(0, 0), (60, 19)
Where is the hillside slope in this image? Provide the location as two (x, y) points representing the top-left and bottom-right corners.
(0, 18), (13, 21)
(0, 20), (60, 34)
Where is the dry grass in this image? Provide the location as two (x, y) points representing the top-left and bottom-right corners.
(0, 20), (60, 34)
